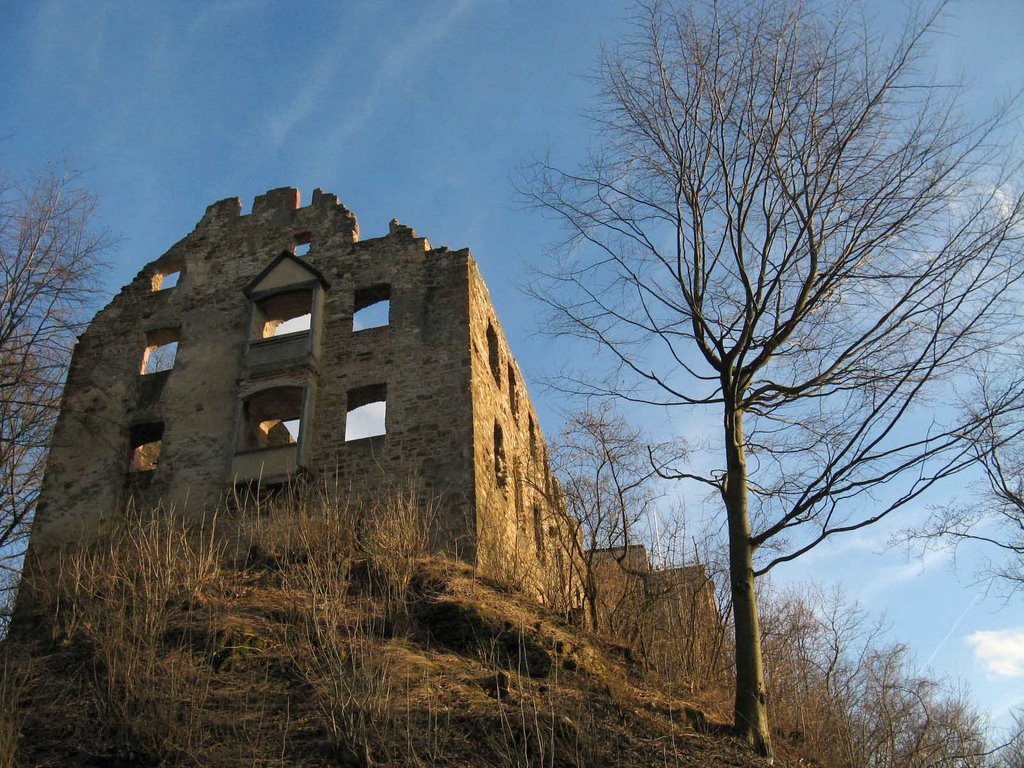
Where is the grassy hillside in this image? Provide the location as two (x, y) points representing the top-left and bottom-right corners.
(0, 495), (770, 768)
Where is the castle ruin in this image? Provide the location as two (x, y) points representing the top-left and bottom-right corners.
(29, 187), (568, 596)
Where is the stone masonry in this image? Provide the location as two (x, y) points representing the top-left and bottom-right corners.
(28, 187), (568, 597)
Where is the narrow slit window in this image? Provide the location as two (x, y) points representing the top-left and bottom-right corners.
(508, 363), (519, 416)
(346, 383), (387, 441)
(252, 289), (313, 339)
(487, 323), (501, 385)
(140, 328), (180, 374)
(238, 386), (305, 452)
(494, 421), (507, 488)
(353, 284), (390, 331)
(129, 422), (164, 472)
(528, 415), (537, 457)
(533, 505), (545, 564)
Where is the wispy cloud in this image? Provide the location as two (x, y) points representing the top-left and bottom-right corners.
(324, 0), (478, 146)
(266, 31), (353, 148)
(857, 546), (952, 602)
(967, 627), (1024, 678)
(265, 0), (479, 151)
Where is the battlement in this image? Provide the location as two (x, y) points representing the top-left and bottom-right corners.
(199, 186), (360, 242)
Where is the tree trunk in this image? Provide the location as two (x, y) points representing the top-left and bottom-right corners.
(585, 563), (599, 632)
(723, 404), (773, 759)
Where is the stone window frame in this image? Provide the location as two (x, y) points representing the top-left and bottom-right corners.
(294, 231), (312, 257)
(244, 251), (330, 356)
(249, 287), (316, 341)
(486, 322), (501, 387)
(352, 284), (391, 332)
(233, 382), (311, 457)
(532, 504), (545, 565)
(140, 327), (181, 375)
(508, 362), (519, 417)
(345, 382), (388, 441)
(494, 420), (507, 489)
(149, 257), (185, 292)
(127, 421), (164, 473)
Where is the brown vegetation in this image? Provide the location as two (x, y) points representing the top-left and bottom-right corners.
(3, 490), (766, 768)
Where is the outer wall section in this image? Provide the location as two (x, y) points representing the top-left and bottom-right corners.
(29, 189), (479, 564)
(307, 228), (479, 559)
(467, 261), (571, 602)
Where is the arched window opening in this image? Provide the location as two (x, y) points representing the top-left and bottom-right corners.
(237, 386), (305, 452)
(252, 289), (313, 339)
(346, 383), (387, 441)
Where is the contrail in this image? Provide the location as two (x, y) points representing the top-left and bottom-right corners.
(925, 592), (982, 669)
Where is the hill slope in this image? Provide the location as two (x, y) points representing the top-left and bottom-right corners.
(2, 507), (768, 768)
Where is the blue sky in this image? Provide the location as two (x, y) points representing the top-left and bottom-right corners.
(3, 0), (1023, 731)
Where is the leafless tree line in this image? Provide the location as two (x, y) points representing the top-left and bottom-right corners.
(525, 0), (1024, 754)
(0, 166), (108, 609)
(551, 407), (1023, 766)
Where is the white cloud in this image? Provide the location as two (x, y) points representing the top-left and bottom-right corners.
(966, 628), (1024, 678)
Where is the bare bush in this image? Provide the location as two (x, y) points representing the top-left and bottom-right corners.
(0, 654), (30, 768)
(44, 511), (222, 762)
(760, 584), (991, 767)
(295, 624), (397, 767)
(359, 481), (434, 609)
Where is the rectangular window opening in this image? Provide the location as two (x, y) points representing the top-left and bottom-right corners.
(140, 328), (180, 374)
(294, 233), (312, 257)
(238, 386), (305, 452)
(151, 264), (182, 291)
(353, 284), (391, 331)
(345, 383), (387, 440)
(129, 422), (164, 472)
(252, 289), (313, 339)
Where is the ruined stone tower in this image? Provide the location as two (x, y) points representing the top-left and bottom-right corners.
(29, 187), (565, 591)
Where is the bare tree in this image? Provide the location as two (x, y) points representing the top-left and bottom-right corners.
(993, 712), (1024, 768)
(525, 0), (1024, 755)
(761, 584), (993, 767)
(550, 406), (662, 632)
(910, 361), (1024, 592)
(0, 166), (107, 608)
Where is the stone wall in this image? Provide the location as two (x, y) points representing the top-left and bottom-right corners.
(467, 262), (567, 596)
(28, 187), (569, 598)
(589, 544), (723, 680)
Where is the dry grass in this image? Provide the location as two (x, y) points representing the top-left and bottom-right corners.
(2, 491), (764, 768)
